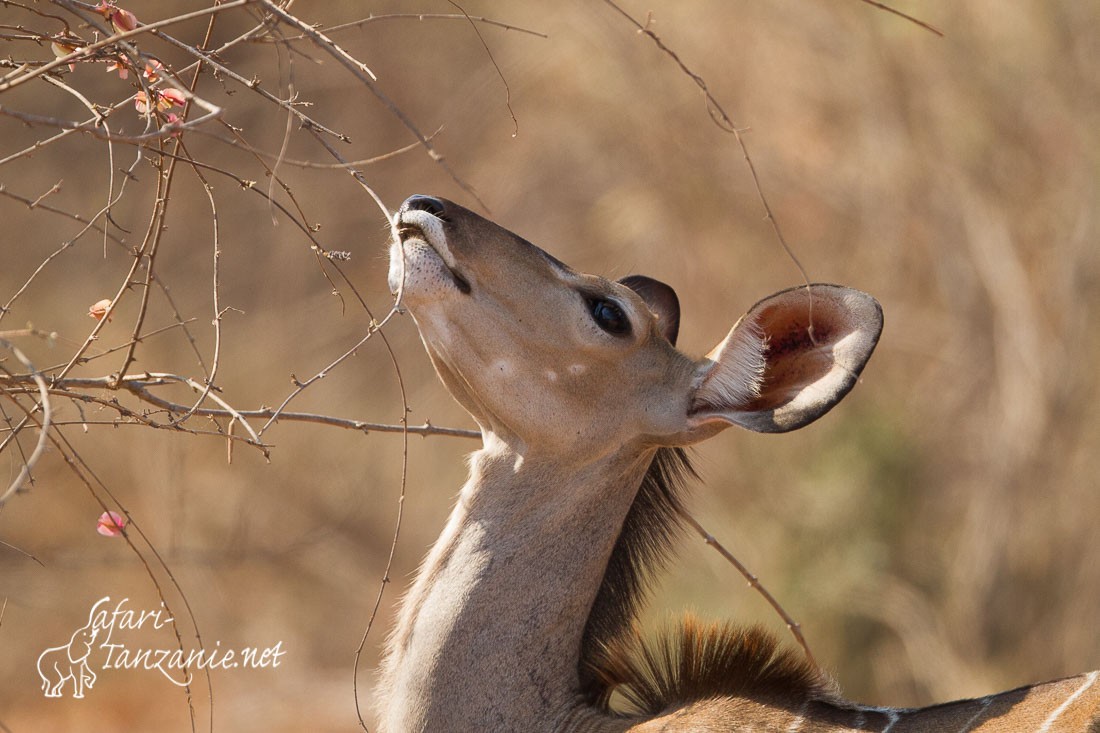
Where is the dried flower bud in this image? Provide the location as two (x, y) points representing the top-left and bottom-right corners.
(51, 41), (80, 72)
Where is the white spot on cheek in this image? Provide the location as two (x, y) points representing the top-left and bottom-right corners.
(545, 370), (558, 383)
(568, 364), (587, 376)
(492, 360), (515, 376)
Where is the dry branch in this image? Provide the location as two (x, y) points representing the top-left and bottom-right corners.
(0, 340), (51, 504)
(0, 5), (509, 724)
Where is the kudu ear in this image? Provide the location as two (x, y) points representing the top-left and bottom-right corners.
(686, 285), (882, 435)
(620, 275), (680, 345)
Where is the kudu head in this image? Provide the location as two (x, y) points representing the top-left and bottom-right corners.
(389, 195), (882, 463)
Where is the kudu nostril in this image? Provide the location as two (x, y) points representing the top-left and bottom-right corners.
(404, 195), (447, 219)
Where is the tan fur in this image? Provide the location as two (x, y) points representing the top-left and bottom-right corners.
(379, 196), (1098, 733)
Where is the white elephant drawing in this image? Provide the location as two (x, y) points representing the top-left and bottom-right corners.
(38, 622), (99, 698)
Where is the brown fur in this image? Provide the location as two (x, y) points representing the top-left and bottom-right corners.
(589, 614), (836, 715)
(579, 446), (694, 698)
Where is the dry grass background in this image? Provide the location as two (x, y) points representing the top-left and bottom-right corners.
(1, 1), (1098, 730)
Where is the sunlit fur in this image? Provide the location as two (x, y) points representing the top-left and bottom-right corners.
(693, 316), (768, 412)
(589, 614), (836, 715)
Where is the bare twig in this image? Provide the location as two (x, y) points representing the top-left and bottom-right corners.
(0, 539), (45, 566)
(675, 506), (820, 673)
(258, 331), (382, 438)
(855, 0), (944, 37)
(0, 0), (254, 93)
(257, 0), (489, 211)
(274, 12), (548, 41)
(600, 1), (817, 340)
(151, 28), (351, 143)
(0, 339), (52, 505)
(0, 373), (477, 439)
(446, 0), (519, 138)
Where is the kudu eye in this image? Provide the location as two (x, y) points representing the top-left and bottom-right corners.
(589, 298), (631, 336)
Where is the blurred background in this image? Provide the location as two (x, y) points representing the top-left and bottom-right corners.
(1, 1), (1098, 730)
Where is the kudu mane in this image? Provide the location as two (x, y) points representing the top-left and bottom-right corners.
(579, 447), (834, 714)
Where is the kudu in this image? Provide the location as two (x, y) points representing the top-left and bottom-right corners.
(378, 194), (1099, 732)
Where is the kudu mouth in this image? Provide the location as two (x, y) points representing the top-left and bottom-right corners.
(396, 196), (472, 295)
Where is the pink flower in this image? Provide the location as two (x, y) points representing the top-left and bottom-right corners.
(105, 56), (130, 80)
(143, 60), (163, 83)
(96, 511), (126, 537)
(111, 8), (138, 33)
(137, 88), (186, 117)
(88, 298), (112, 321)
(159, 88), (186, 109)
(95, 3), (138, 34)
(136, 88), (186, 119)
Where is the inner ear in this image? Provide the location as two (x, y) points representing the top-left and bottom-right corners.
(690, 284), (883, 434)
(740, 288), (858, 414)
(619, 275), (680, 346)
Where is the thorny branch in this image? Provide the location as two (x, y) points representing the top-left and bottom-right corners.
(0, 1), (527, 727)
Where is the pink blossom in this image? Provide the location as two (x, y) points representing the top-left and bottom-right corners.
(137, 88), (187, 117)
(96, 511), (126, 537)
(111, 8), (138, 33)
(159, 88), (186, 109)
(95, 3), (138, 34)
(143, 60), (163, 83)
(88, 298), (112, 322)
(105, 56), (130, 80)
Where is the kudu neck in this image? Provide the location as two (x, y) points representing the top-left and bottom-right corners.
(378, 436), (653, 732)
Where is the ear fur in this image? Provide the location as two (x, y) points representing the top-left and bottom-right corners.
(690, 284), (882, 434)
